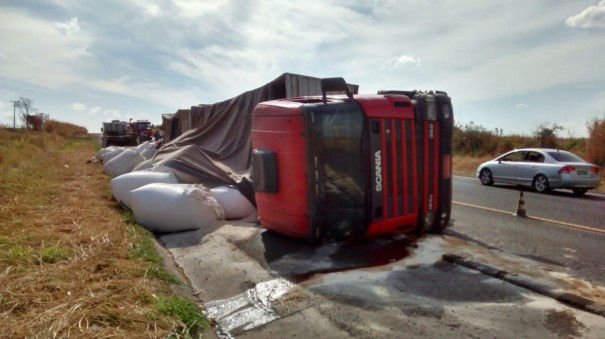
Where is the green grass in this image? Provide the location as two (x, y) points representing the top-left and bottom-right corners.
(123, 211), (180, 284)
(154, 296), (211, 338)
(0, 238), (72, 266)
(37, 244), (73, 264)
(60, 137), (97, 154)
(123, 211), (210, 336)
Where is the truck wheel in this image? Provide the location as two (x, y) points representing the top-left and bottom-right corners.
(430, 223), (447, 234)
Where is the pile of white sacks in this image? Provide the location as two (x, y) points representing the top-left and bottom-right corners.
(96, 141), (257, 233)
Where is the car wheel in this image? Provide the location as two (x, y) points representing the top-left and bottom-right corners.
(572, 188), (588, 196)
(533, 175), (549, 193)
(479, 168), (494, 186)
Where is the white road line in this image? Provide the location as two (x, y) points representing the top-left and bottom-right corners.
(453, 200), (605, 236)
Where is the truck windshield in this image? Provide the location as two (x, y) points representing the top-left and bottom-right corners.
(135, 122), (151, 130)
(310, 102), (368, 238)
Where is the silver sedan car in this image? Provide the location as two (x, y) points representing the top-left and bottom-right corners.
(476, 148), (601, 195)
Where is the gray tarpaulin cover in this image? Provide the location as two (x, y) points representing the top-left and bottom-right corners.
(152, 73), (358, 204)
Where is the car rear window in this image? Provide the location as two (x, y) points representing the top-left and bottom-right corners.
(547, 151), (585, 163)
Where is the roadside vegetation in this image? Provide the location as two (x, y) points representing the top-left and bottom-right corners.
(453, 119), (605, 191)
(0, 125), (210, 338)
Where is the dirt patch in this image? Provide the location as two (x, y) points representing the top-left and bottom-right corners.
(543, 309), (586, 338)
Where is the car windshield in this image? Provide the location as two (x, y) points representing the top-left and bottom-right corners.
(547, 151), (585, 163)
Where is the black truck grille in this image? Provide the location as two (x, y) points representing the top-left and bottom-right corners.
(370, 118), (417, 220)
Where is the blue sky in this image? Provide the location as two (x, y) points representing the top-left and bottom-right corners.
(1, 0), (604, 137)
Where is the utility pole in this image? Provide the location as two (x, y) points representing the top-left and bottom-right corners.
(10, 100), (18, 129)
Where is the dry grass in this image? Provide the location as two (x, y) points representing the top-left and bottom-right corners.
(452, 154), (493, 178)
(0, 129), (211, 338)
(43, 119), (89, 138)
(587, 117), (605, 167)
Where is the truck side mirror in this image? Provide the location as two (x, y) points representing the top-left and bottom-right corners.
(252, 149), (278, 193)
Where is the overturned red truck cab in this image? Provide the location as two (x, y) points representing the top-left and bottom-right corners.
(252, 78), (453, 243)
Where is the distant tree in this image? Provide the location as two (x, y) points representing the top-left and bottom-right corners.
(15, 97), (35, 129)
(14, 97), (49, 131)
(25, 114), (44, 131)
(533, 123), (562, 148)
(452, 121), (499, 156)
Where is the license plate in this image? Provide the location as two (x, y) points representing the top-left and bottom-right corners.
(577, 170), (588, 176)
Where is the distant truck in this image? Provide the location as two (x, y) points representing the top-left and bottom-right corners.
(252, 78), (453, 243)
(101, 119), (153, 147)
(128, 120), (153, 144)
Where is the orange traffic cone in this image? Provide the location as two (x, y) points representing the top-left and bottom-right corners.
(515, 191), (527, 217)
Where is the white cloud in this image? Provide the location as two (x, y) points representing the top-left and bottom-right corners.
(0, 8), (92, 89)
(54, 17), (80, 36)
(515, 104), (530, 109)
(566, 0), (605, 28)
(102, 109), (121, 120)
(436, 32), (605, 104)
(88, 76), (201, 109)
(158, 1), (363, 98)
(382, 55), (422, 70)
(71, 102), (87, 110)
(172, 0), (228, 18)
(89, 106), (101, 115)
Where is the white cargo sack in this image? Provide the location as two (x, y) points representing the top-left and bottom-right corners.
(103, 148), (145, 177)
(133, 158), (154, 171)
(210, 186), (256, 220)
(130, 183), (224, 233)
(136, 141), (157, 160)
(151, 165), (201, 184)
(135, 140), (152, 153)
(111, 171), (179, 209)
(98, 146), (125, 163)
(138, 146), (157, 160)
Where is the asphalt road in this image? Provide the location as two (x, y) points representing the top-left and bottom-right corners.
(450, 175), (605, 285)
(150, 176), (605, 337)
(161, 223), (605, 338)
